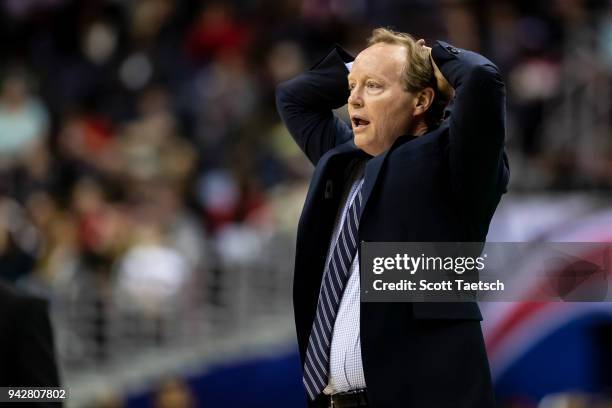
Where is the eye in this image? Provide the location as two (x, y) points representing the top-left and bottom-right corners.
(348, 82), (356, 91)
(366, 81), (381, 89)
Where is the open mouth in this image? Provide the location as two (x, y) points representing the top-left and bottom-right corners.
(352, 117), (370, 129)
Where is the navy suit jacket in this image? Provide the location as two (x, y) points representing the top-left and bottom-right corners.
(276, 40), (509, 408)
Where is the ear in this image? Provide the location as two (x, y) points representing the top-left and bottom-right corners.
(413, 87), (435, 116)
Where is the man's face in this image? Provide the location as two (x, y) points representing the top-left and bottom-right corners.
(347, 42), (417, 156)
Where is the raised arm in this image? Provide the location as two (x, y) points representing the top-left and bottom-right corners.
(430, 41), (509, 231)
(275, 45), (354, 166)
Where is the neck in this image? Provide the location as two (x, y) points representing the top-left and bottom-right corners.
(412, 120), (429, 137)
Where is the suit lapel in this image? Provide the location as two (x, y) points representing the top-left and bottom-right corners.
(359, 134), (417, 218)
(360, 150), (388, 218)
(316, 140), (355, 175)
(301, 139), (366, 212)
(305, 133), (417, 225)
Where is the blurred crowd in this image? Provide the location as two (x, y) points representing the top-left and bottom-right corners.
(1, 0), (612, 403)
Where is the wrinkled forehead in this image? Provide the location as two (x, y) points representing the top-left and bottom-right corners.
(350, 43), (408, 81)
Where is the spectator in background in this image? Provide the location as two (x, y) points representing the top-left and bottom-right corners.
(154, 377), (195, 408)
(0, 69), (51, 201)
(0, 69), (49, 168)
(0, 194), (40, 283)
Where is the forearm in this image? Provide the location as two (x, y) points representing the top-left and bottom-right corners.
(431, 41), (508, 218)
(432, 42), (501, 90)
(431, 41), (506, 148)
(277, 45), (353, 108)
(275, 45), (354, 165)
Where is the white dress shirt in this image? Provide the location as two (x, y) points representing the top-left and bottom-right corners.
(322, 159), (366, 394)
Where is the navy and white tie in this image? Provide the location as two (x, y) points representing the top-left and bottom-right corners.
(303, 180), (364, 400)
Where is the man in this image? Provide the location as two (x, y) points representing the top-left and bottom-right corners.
(0, 280), (62, 407)
(276, 28), (509, 408)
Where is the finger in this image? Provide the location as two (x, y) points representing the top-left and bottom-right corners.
(416, 38), (425, 46)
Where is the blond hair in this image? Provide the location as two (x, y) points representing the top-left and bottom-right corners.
(367, 27), (448, 129)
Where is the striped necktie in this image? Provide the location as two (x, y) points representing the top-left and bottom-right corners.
(303, 178), (364, 400)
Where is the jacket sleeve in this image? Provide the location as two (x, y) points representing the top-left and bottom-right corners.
(431, 41), (510, 228)
(275, 45), (355, 166)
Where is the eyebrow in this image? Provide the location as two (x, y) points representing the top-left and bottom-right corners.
(347, 74), (386, 83)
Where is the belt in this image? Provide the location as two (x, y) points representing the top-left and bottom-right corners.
(326, 389), (368, 408)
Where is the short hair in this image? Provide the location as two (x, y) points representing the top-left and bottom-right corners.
(367, 27), (449, 129)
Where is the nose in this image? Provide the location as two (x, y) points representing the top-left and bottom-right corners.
(348, 88), (363, 108)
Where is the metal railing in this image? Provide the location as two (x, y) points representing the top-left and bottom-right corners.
(49, 226), (297, 407)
